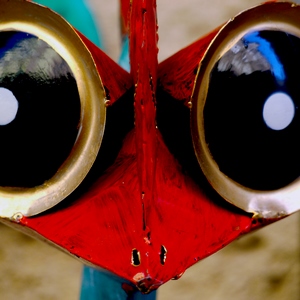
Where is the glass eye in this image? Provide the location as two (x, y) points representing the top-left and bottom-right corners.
(204, 30), (300, 191)
(0, 31), (81, 187)
(0, 0), (106, 218)
(191, 3), (300, 217)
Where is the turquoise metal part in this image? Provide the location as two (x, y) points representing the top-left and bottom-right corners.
(80, 266), (157, 300)
(33, 0), (102, 48)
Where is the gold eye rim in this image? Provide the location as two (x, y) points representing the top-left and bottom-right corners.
(0, 0), (106, 218)
(191, 2), (300, 218)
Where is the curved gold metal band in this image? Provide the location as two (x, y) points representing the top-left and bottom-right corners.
(191, 2), (300, 218)
(0, 0), (106, 218)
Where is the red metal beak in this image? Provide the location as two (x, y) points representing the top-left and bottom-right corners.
(6, 0), (292, 293)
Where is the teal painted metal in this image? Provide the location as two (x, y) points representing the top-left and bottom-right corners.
(119, 36), (130, 72)
(80, 266), (157, 300)
(33, 0), (103, 48)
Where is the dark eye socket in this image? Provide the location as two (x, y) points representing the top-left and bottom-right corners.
(0, 31), (81, 187)
(204, 30), (300, 190)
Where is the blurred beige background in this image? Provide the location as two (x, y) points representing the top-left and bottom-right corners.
(0, 0), (299, 299)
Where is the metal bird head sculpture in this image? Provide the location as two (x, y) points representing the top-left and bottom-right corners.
(0, 0), (299, 294)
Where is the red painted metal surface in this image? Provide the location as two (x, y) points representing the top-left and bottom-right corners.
(158, 28), (221, 104)
(12, 0), (277, 294)
(76, 31), (133, 104)
(21, 130), (261, 292)
(128, 0), (158, 237)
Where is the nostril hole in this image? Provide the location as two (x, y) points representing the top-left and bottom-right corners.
(131, 249), (141, 267)
(160, 245), (167, 265)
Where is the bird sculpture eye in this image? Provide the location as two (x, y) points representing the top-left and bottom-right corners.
(0, 2), (106, 218)
(204, 30), (300, 191)
(0, 31), (81, 187)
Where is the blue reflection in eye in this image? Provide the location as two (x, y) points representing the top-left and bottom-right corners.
(0, 32), (28, 52)
(0, 31), (72, 81)
(243, 31), (286, 82)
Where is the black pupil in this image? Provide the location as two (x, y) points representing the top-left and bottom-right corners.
(0, 31), (80, 187)
(204, 30), (300, 190)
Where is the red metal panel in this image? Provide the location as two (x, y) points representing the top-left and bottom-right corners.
(76, 31), (133, 104)
(158, 28), (221, 104)
(21, 129), (264, 292)
(129, 0), (158, 242)
(13, 0), (279, 294)
(20, 2), (264, 290)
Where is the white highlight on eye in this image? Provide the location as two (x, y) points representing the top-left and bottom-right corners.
(263, 92), (295, 130)
(0, 87), (19, 126)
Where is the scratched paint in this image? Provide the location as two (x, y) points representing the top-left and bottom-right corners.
(0, 0), (295, 295)
(19, 0), (258, 292)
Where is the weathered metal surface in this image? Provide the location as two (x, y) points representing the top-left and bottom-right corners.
(0, 0), (299, 296)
